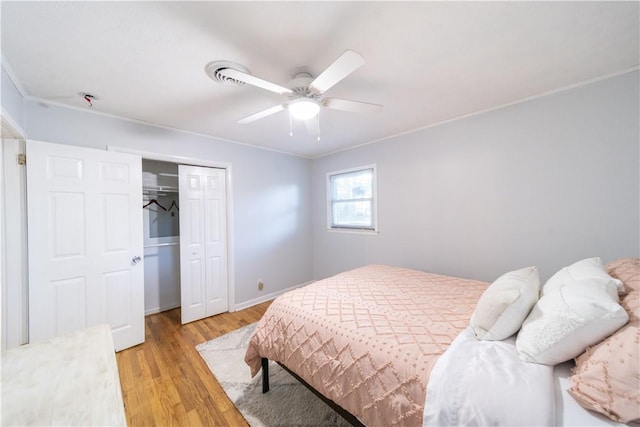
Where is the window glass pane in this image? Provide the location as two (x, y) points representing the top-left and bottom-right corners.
(328, 166), (376, 231)
(332, 201), (373, 228)
(331, 169), (372, 201)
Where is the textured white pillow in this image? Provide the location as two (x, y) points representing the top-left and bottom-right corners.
(516, 277), (629, 365)
(544, 257), (624, 295)
(470, 266), (540, 341)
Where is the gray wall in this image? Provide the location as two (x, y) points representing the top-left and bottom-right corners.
(23, 99), (313, 305)
(312, 71), (640, 283)
(1, 66), (26, 135)
(4, 67), (638, 307)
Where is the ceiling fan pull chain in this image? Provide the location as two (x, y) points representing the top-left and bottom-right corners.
(289, 110), (293, 137)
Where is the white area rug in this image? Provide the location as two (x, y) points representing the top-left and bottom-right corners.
(196, 323), (351, 427)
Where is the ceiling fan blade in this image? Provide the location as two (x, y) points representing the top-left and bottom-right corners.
(238, 105), (286, 124)
(216, 68), (293, 95)
(323, 98), (383, 114)
(309, 50), (365, 94)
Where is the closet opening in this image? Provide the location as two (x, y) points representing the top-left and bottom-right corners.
(140, 157), (230, 324)
(142, 160), (181, 316)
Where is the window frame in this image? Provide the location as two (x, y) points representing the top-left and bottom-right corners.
(326, 164), (378, 234)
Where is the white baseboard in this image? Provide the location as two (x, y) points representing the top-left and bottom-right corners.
(234, 280), (314, 312)
(145, 301), (180, 316)
(144, 281), (314, 316)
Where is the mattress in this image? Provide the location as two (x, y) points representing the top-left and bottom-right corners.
(245, 264), (488, 426)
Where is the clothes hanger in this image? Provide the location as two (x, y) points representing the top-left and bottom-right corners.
(143, 199), (168, 211)
(168, 200), (179, 211)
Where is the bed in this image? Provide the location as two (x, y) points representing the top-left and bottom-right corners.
(245, 260), (639, 426)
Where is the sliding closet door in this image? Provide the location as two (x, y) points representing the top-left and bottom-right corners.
(26, 140), (144, 351)
(179, 165), (228, 324)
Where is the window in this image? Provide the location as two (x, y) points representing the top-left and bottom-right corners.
(327, 165), (377, 232)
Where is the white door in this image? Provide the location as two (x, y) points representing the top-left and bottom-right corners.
(179, 165), (228, 324)
(26, 140), (144, 351)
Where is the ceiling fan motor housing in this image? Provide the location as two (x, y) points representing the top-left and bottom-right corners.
(289, 72), (319, 100)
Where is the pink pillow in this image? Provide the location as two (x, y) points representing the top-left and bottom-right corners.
(606, 257), (640, 293)
(568, 291), (639, 423)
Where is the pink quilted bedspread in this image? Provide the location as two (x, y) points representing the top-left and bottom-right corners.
(245, 265), (488, 426)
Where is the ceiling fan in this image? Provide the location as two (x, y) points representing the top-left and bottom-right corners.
(209, 50), (382, 135)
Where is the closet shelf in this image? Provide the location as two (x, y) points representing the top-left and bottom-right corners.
(143, 186), (178, 195)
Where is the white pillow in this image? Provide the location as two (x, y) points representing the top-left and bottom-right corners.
(516, 277), (629, 365)
(470, 266), (540, 341)
(544, 257), (624, 295)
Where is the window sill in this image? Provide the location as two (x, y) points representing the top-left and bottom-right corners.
(327, 228), (379, 236)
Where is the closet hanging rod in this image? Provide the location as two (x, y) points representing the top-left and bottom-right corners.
(144, 242), (179, 248)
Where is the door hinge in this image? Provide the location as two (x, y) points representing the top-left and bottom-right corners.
(17, 154), (26, 165)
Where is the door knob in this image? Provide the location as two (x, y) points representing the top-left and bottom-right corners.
(132, 255), (142, 264)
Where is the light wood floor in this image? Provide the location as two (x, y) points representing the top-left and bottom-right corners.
(116, 302), (272, 426)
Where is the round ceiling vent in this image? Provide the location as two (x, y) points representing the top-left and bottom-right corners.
(205, 61), (250, 87)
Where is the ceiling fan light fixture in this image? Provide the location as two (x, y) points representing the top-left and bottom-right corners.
(288, 98), (320, 120)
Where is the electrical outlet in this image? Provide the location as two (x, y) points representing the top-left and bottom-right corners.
(257, 279), (264, 291)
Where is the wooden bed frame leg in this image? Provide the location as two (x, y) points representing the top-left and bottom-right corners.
(261, 357), (269, 393)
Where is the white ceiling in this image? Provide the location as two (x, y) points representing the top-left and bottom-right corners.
(2, 1), (638, 158)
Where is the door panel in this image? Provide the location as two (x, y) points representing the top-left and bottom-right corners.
(103, 194), (130, 251)
(104, 270), (132, 330)
(179, 165), (228, 324)
(27, 140), (144, 351)
(206, 255), (223, 312)
(188, 199), (202, 244)
(206, 200), (221, 242)
(204, 171), (227, 315)
(189, 259), (204, 306)
(51, 193), (85, 256)
(53, 277), (87, 335)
